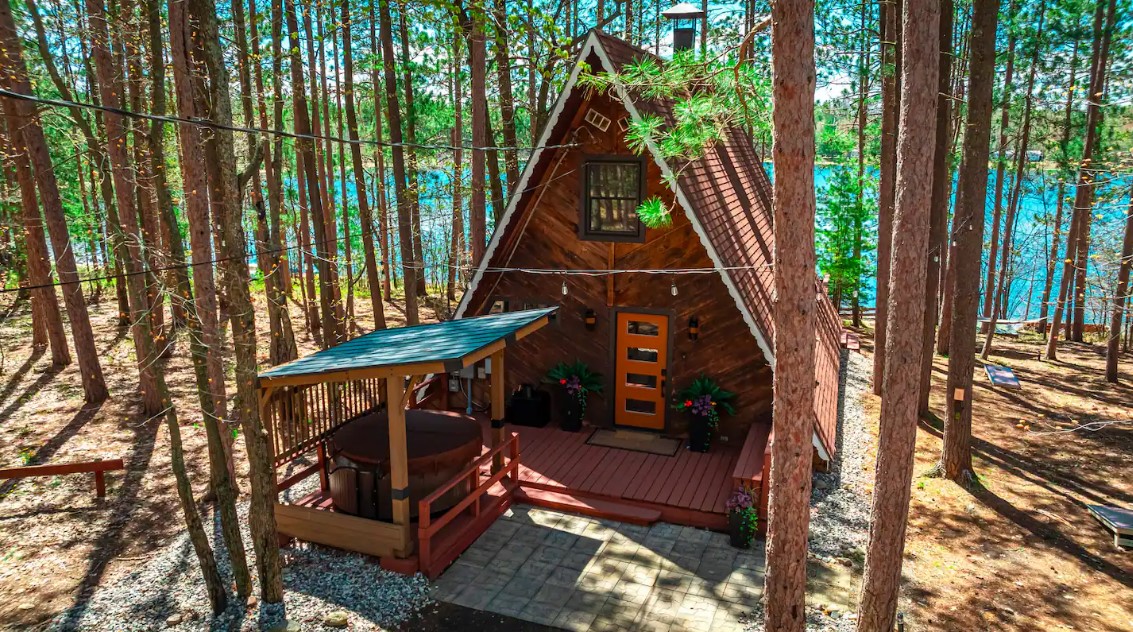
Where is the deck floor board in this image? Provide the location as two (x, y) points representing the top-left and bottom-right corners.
(480, 420), (749, 524)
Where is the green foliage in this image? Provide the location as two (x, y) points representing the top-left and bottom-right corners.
(816, 166), (876, 309)
(635, 196), (672, 229)
(546, 360), (604, 395)
(578, 48), (772, 227)
(673, 375), (737, 416)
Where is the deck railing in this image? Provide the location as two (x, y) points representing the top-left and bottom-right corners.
(417, 433), (520, 578)
(265, 377), (384, 467)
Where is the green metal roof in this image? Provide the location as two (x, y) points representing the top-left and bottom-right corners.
(259, 307), (557, 382)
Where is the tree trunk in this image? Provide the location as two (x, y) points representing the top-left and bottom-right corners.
(941, 0), (999, 483)
(465, 2), (488, 265)
(1045, 0), (1115, 360)
(449, 34), (465, 304)
(369, 0), (393, 303)
(142, 0), (191, 331)
(851, 0), (869, 329)
(167, 0), (253, 598)
(26, 0), (128, 328)
(0, 0), (108, 403)
(982, 0), (1018, 331)
(189, 0), (285, 601)
(0, 116), (70, 367)
(1105, 190), (1133, 382)
(763, 2), (817, 630)
(252, 0), (298, 363)
(331, 22), (356, 334)
(872, 0), (899, 396)
(286, 0), (339, 346)
(858, 3), (939, 629)
(919, 0), (953, 414)
(396, 4), (427, 299)
(493, 0), (520, 192)
(982, 0), (1046, 360)
(342, 0), (387, 330)
(380, 0), (419, 324)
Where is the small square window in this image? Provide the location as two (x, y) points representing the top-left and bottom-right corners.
(581, 160), (644, 241)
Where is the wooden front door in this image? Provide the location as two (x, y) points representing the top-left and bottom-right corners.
(614, 312), (669, 430)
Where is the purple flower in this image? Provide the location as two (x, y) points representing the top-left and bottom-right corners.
(726, 488), (754, 512)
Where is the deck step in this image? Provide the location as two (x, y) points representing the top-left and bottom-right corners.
(515, 486), (662, 525)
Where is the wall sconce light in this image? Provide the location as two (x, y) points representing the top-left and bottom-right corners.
(688, 316), (700, 341)
(584, 309), (597, 331)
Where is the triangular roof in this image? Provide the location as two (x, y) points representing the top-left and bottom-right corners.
(456, 30), (777, 369)
(455, 31), (840, 463)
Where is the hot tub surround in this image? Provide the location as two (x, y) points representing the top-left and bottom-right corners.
(327, 410), (483, 521)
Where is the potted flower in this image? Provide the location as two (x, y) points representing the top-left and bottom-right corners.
(672, 375), (736, 452)
(547, 361), (603, 431)
(725, 487), (758, 549)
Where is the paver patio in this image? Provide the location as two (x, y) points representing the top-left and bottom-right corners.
(430, 506), (765, 631)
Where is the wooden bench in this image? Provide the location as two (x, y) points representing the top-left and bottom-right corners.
(732, 424), (772, 535)
(840, 331), (861, 351)
(0, 458), (125, 497)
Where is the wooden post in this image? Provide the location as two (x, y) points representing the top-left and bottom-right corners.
(490, 349), (506, 473)
(317, 442), (329, 491)
(385, 375), (412, 554)
(258, 385), (278, 488)
(95, 470), (106, 498)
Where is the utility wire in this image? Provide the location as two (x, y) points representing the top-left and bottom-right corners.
(0, 87), (577, 153)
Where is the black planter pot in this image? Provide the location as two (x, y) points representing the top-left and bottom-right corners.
(561, 393), (584, 432)
(729, 511), (753, 549)
(687, 418), (712, 452)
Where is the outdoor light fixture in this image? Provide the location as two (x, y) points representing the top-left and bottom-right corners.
(662, 2), (706, 53)
(584, 309), (597, 330)
(688, 316), (700, 341)
(671, 281), (678, 296)
(561, 280), (568, 296)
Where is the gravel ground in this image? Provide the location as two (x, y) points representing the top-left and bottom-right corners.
(745, 351), (875, 632)
(48, 472), (432, 631)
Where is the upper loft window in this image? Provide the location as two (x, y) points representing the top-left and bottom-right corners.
(581, 159), (645, 242)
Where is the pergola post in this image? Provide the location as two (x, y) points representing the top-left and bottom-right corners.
(385, 376), (412, 554)
(490, 349), (506, 473)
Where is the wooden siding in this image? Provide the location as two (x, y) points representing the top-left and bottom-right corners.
(465, 87), (772, 443)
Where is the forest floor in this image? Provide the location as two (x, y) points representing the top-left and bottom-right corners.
(1, 286), (1131, 631)
(853, 326), (1133, 632)
(0, 286), (449, 629)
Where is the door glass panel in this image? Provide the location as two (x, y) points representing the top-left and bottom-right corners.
(627, 347), (659, 362)
(625, 399), (656, 414)
(627, 320), (660, 336)
(626, 373), (658, 388)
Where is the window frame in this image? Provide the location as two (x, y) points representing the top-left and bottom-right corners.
(578, 155), (647, 243)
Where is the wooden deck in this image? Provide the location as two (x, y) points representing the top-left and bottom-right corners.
(480, 420), (770, 530)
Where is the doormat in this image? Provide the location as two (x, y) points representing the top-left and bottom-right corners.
(586, 428), (682, 456)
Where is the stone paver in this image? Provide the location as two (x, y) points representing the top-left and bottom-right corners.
(431, 506), (765, 630)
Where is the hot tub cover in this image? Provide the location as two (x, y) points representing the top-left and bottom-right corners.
(329, 409), (483, 473)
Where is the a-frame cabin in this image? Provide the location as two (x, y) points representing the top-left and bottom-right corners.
(446, 29), (847, 530)
(259, 31), (845, 576)
(455, 30), (842, 482)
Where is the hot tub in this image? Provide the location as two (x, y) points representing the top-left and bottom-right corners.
(326, 409), (483, 521)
